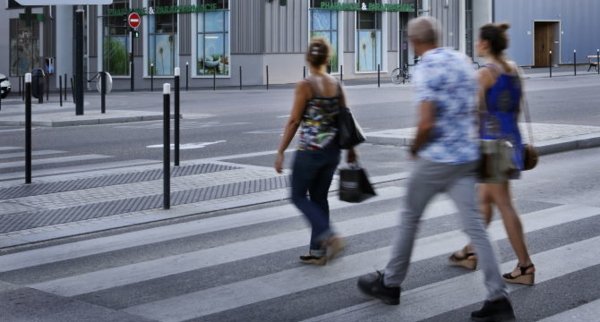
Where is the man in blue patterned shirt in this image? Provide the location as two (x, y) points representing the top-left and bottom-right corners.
(357, 16), (516, 322)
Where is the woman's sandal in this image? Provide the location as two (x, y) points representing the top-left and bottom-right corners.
(503, 263), (535, 285)
(448, 246), (478, 270)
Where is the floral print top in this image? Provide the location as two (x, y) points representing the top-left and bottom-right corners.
(413, 47), (480, 164)
(298, 80), (340, 151)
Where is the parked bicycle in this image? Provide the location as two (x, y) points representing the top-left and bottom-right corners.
(390, 64), (411, 84)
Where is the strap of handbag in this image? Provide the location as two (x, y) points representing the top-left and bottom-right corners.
(511, 61), (535, 146)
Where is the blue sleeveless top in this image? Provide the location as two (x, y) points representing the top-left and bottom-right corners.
(480, 66), (524, 171)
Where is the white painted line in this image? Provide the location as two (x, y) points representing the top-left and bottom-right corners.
(306, 236), (600, 322)
(120, 204), (600, 321)
(0, 155), (111, 170)
(0, 147), (21, 152)
(0, 150), (64, 160)
(0, 187), (404, 273)
(0, 128), (25, 134)
(146, 140), (226, 150)
(537, 299), (600, 322)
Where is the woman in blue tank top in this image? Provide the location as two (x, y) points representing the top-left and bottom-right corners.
(449, 23), (536, 285)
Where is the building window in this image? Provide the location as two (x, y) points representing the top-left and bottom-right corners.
(310, 0), (339, 73)
(103, 0), (130, 76)
(147, 0), (178, 76)
(357, 0), (382, 72)
(196, 0), (229, 76)
(9, 18), (40, 76)
(465, 0), (474, 59)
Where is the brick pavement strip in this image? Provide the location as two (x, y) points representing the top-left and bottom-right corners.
(1, 168), (277, 212)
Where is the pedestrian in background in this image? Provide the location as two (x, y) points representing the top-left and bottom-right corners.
(449, 23), (536, 286)
(357, 17), (515, 321)
(275, 38), (355, 265)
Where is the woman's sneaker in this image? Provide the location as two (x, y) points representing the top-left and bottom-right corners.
(299, 254), (327, 266)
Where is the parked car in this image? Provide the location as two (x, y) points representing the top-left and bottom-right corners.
(0, 73), (11, 98)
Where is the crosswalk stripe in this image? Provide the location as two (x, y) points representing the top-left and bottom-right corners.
(0, 150), (64, 160)
(119, 204), (600, 321)
(537, 298), (600, 322)
(0, 154), (111, 170)
(0, 187), (405, 273)
(0, 146), (21, 152)
(305, 236), (600, 322)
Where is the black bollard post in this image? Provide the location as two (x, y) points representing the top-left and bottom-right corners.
(266, 65), (269, 90)
(340, 65), (343, 82)
(38, 74), (43, 104)
(174, 67), (180, 166)
(597, 49), (599, 75)
(186, 62), (189, 91)
(377, 64), (381, 88)
(549, 51), (553, 78)
(70, 78), (75, 105)
(101, 71), (106, 114)
(574, 50), (577, 76)
(25, 73), (32, 184)
(303, 66), (306, 79)
(213, 68), (216, 91)
(150, 64), (154, 92)
(21, 76), (24, 101)
(59, 75), (63, 107)
(46, 74), (49, 102)
(64, 74), (68, 101)
(239, 66), (243, 90)
(163, 83), (171, 209)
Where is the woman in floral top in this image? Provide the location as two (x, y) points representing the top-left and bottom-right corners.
(275, 38), (356, 265)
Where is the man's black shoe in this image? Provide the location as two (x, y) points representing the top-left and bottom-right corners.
(471, 297), (516, 322)
(357, 271), (400, 305)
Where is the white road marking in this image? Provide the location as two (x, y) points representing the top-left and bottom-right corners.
(146, 140), (226, 150)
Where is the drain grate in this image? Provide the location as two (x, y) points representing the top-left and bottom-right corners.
(0, 175), (290, 234)
(0, 163), (239, 200)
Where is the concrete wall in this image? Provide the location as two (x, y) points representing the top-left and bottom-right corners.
(494, 0), (600, 66)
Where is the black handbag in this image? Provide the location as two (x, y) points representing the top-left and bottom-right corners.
(337, 104), (366, 149)
(339, 165), (376, 203)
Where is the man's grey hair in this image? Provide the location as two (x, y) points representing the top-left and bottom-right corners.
(408, 16), (442, 46)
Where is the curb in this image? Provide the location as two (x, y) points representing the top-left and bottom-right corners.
(0, 114), (179, 127)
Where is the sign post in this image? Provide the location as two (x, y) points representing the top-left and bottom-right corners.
(128, 12), (141, 92)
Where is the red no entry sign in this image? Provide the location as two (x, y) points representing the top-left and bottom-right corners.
(128, 12), (141, 29)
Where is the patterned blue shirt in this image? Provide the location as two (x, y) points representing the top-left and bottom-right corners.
(413, 47), (479, 164)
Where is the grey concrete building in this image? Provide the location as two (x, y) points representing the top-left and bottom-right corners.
(2, 0), (597, 92)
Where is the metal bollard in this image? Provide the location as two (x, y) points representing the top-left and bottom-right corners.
(21, 76), (24, 101)
(100, 71), (106, 114)
(266, 65), (269, 90)
(150, 63), (154, 92)
(186, 62), (189, 91)
(163, 83), (171, 209)
(70, 78), (75, 105)
(46, 75), (49, 102)
(174, 67), (180, 166)
(597, 49), (599, 75)
(239, 66), (243, 90)
(59, 75), (63, 107)
(303, 66), (306, 79)
(574, 49), (577, 76)
(340, 65), (343, 82)
(549, 51), (553, 78)
(377, 64), (381, 88)
(64, 74), (68, 101)
(213, 68), (216, 91)
(25, 73), (32, 184)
